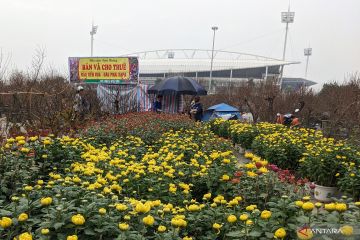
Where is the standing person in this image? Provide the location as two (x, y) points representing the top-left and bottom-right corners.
(190, 98), (195, 108)
(291, 109), (301, 128)
(153, 95), (163, 113)
(283, 114), (293, 126)
(187, 98), (196, 119)
(190, 96), (203, 122)
(291, 116), (300, 128)
(73, 86), (89, 121)
(275, 113), (284, 124)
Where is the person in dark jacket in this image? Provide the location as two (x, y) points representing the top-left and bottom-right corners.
(153, 95), (163, 113)
(190, 96), (203, 121)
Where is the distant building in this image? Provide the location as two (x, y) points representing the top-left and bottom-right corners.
(124, 49), (316, 91)
(281, 78), (317, 91)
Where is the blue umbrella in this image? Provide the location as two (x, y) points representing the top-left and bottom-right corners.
(147, 76), (207, 95)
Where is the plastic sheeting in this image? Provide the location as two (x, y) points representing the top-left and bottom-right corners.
(97, 84), (151, 114)
(96, 84), (184, 114)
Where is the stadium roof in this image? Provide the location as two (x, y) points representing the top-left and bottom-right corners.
(282, 77), (317, 87)
(124, 49), (299, 74)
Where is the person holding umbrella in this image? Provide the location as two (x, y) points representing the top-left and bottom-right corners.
(153, 95), (163, 113)
(147, 76), (207, 115)
(190, 96), (203, 121)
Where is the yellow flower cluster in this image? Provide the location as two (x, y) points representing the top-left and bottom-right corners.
(0, 217), (12, 228)
(40, 197), (52, 206)
(71, 214), (85, 225)
(324, 202), (347, 212)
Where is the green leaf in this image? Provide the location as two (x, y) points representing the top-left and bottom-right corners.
(84, 228), (96, 235)
(265, 232), (274, 238)
(248, 231), (262, 237)
(267, 202), (277, 207)
(321, 236), (333, 240)
(296, 216), (309, 224)
(54, 222), (64, 230)
(226, 231), (244, 237)
(326, 214), (338, 223)
(94, 228), (104, 233)
(0, 209), (12, 215)
(56, 233), (67, 239)
(259, 193), (268, 198)
(287, 223), (298, 231)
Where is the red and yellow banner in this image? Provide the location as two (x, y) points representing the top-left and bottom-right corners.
(78, 58), (130, 80)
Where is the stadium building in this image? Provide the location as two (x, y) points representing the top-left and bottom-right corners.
(125, 49), (316, 91)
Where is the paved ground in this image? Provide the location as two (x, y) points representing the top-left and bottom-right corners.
(233, 144), (250, 166)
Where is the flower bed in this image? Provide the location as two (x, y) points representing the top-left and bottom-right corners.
(1, 114), (360, 239)
(81, 112), (194, 146)
(209, 119), (360, 199)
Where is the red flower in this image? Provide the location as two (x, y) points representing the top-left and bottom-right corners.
(231, 178), (240, 184)
(234, 171), (242, 177)
(27, 151), (35, 157)
(255, 162), (262, 169)
(268, 164), (279, 172)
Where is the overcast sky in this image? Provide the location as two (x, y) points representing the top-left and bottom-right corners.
(1, 0), (359, 88)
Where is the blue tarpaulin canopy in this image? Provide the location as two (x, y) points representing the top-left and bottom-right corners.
(207, 103), (239, 112)
(202, 103), (242, 121)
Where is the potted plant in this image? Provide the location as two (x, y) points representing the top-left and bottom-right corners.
(338, 161), (360, 200)
(299, 139), (358, 202)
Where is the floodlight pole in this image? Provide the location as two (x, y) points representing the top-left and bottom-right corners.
(279, 6), (294, 89)
(282, 22), (289, 61)
(90, 23), (98, 57)
(303, 47), (312, 88)
(209, 26), (218, 93)
(304, 47), (312, 79)
(91, 34), (94, 57)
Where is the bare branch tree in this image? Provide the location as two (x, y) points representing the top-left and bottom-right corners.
(0, 49), (12, 82)
(29, 46), (46, 82)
